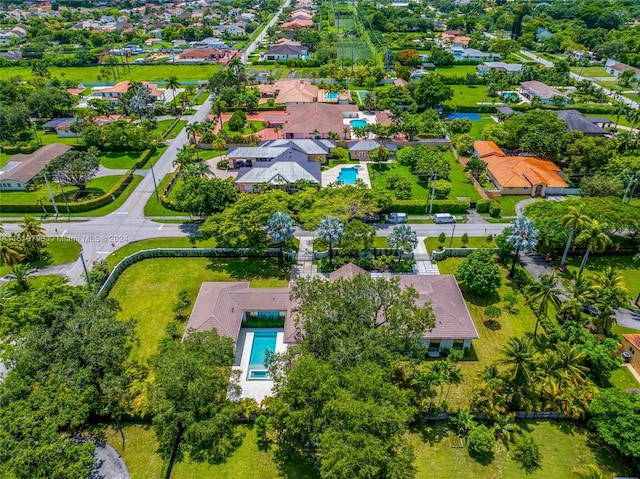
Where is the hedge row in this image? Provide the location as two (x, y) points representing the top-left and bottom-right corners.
(442, 105), (499, 113)
(510, 104), (616, 114)
(0, 172), (134, 214)
(387, 199), (470, 214)
(134, 147), (156, 169)
(160, 118), (181, 139)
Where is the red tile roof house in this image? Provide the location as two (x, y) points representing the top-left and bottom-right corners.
(272, 103), (360, 139)
(93, 81), (165, 102)
(185, 263), (479, 399)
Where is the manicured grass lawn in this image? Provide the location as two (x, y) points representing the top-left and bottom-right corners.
(432, 257), (540, 407)
(424, 236), (496, 252)
(313, 236), (389, 251)
(570, 66), (615, 78)
(105, 424), (166, 479)
(563, 254), (640, 302)
(106, 236), (217, 269)
(140, 146), (166, 170)
(446, 86), (500, 107)
(109, 257), (291, 363)
(222, 120), (265, 135)
(468, 117), (495, 140)
(98, 151), (141, 170)
(152, 119), (174, 136)
(493, 195), (531, 216)
(1, 64), (223, 82)
(166, 119), (187, 139)
(367, 153), (479, 202)
(38, 133), (80, 146)
(0, 237), (81, 276)
(609, 365), (639, 389)
(433, 65), (480, 77)
(0, 175), (122, 207)
(143, 172), (188, 217)
(410, 421), (633, 479)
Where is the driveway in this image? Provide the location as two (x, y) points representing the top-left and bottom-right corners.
(91, 441), (129, 479)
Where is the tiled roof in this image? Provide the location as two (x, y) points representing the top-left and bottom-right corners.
(282, 103), (359, 135)
(474, 140), (505, 158)
(624, 334), (640, 350)
(235, 161), (321, 184)
(0, 143), (72, 184)
(484, 155), (568, 189)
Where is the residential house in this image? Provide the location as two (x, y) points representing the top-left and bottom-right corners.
(621, 334), (640, 377)
(278, 103), (360, 139)
(393, 78), (408, 87)
(263, 42), (308, 61)
(42, 117), (77, 137)
(93, 81), (165, 102)
(450, 47), (499, 61)
(190, 37), (229, 49)
(0, 144), (72, 191)
(473, 140), (568, 197)
(281, 18), (313, 30)
(177, 48), (237, 63)
(289, 10), (313, 21)
(0, 31), (16, 44)
(260, 139), (335, 162)
(477, 61), (523, 74)
(605, 58), (640, 81)
(258, 80), (318, 105)
(234, 161), (321, 192)
(0, 50), (22, 61)
(557, 110), (610, 136)
(10, 25), (27, 38)
(536, 27), (553, 41)
(171, 39), (187, 48)
(348, 140), (381, 160)
(144, 37), (162, 46)
(518, 81), (564, 104)
(186, 263), (479, 400)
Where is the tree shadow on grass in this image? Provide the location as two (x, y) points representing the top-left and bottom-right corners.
(585, 431), (637, 477)
(410, 422), (448, 446)
(483, 320), (501, 330)
(459, 285), (501, 308)
(469, 448), (495, 466)
(273, 448), (321, 479)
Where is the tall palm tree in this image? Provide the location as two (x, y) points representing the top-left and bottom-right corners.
(470, 380), (507, 421)
(387, 225), (418, 260)
(559, 206), (590, 267)
(0, 236), (22, 273)
(317, 216), (344, 265)
(342, 126), (350, 140)
(6, 263), (36, 291)
(19, 216), (46, 262)
(411, 368), (442, 415)
(450, 409), (476, 437)
(526, 273), (563, 339)
(590, 266), (629, 309)
(165, 75), (181, 113)
(535, 350), (562, 406)
(554, 342), (588, 387)
(211, 98), (227, 120)
(266, 212), (295, 262)
(211, 136), (227, 152)
(498, 336), (536, 390)
(575, 220), (612, 275)
(506, 217), (540, 277)
(613, 102), (629, 130)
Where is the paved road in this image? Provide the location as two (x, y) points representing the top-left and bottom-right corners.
(1, 97), (213, 285)
(520, 50), (640, 110)
(242, 0), (292, 64)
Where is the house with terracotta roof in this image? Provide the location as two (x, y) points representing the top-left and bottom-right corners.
(185, 263), (479, 400)
(278, 103), (360, 139)
(281, 18), (313, 30)
(93, 81), (165, 102)
(622, 334), (640, 377)
(177, 48), (237, 62)
(473, 140), (568, 197)
(258, 80), (319, 104)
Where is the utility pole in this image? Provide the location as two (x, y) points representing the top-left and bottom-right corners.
(79, 252), (92, 287)
(429, 171), (437, 215)
(448, 223), (456, 248)
(43, 172), (60, 217)
(150, 162), (160, 202)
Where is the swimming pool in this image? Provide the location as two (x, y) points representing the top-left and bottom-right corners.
(503, 92), (518, 100)
(447, 113), (481, 121)
(337, 167), (359, 185)
(326, 91), (339, 99)
(249, 330), (277, 367)
(350, 119), (367, 128)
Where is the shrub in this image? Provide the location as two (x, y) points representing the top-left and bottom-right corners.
(19, 145), (35, 154)
(228, 110), (246, 131)
(2, 145), (20, 155)
(489, 202), (502, 218)
(387, 174), (413, 200)
(512, 436), (542, 473)
(434, 179), (451, 199)
(455, 249), (502, 295)
(476, 199), (492, 213)
(468, 425), (495, 462)
(217, 158), (229, 170)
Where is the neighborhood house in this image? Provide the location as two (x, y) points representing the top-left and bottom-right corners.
(0, 143), (71, 191)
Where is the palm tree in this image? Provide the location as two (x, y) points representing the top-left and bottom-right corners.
(19, 216), (46, 262)
(526, 273), (562, 339)
(173, 146), (195, 171)
(554, 342), (588, 386)
(362, 91), (376, 112)
(506, 217), (540, 277)
(491, 413), (521, 447)
(266, 212), (295, 262)
(411, 368), (441, 415)
(211, 98), (227, 120)
(450, 409), (476, 438)
(575, 220), (612, 275)
(498, 336), (536, 391)
(389, 105), (403, 126)
(212, 136), (227, 152)
(0, 236), (22, 273)
(185, 122), (199, 146)
(470, 380), (507, 421)
(317, 216), (344, 265)
(590, 266), (629, 309)
(165, 75), (181, 112)
(613, 102), (629, 130)
(535, 350), (562, 406)
(573, 464), (607, 479)
(6, 263), (36, 291)
(342, 126), (350, 140)
(387, 225), (418, 260)
(559, 206), (590, 268)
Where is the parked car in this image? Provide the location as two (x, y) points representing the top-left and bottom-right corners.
(433, 213), (456, 224)
(362, 214), (380, 223)
(385, 213), (407, 224)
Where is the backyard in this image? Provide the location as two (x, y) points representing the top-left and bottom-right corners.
(446, 85), (502, 108)
(108, 257), (291, 363)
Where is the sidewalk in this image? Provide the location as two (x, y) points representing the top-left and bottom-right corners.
(414, 237), (440, 275)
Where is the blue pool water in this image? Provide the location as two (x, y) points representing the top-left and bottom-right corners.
(326, 91), (339, 99)
(447, 113), (481, 121)
(503, 92), (518, 100)
(337, 167), (358, 185)
(350, 119), (367, 128)
(249, 330), (277, 366)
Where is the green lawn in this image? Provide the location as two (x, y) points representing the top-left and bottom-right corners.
(140, 146), (166, 170)
(38, 133), (80, 146)
(570, 66), (615, 78)
(98, 151), (141, 170)
(562, 254), (640, 301)
(143, 172), (188, 217)
(1, 64), (223, 83)
(609, 365), (639, 390)
(0, 175), (122, 207)
(109, 257), (291, 363)
(493, 195), (531, 216)
(433, 257), (540, 407)
(314, 235), (389, 251)
(106, 236), (217, 269)
(468, 117), (495, 140)
(0, 237), (81, 276)
(105, 424), (166, 479)
(424, 236), (496, 252)
(433, 65), (480, 77)
(367, 152), (479, 202)
(411, 421), (633, 479)
(152, 119), (174, 136)
(222, 120), (265, 135)
(166, 119), (187, 139)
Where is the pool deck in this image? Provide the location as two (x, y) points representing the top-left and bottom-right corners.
(234, 328), (287, 403)
(321, 161), (372, 188)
